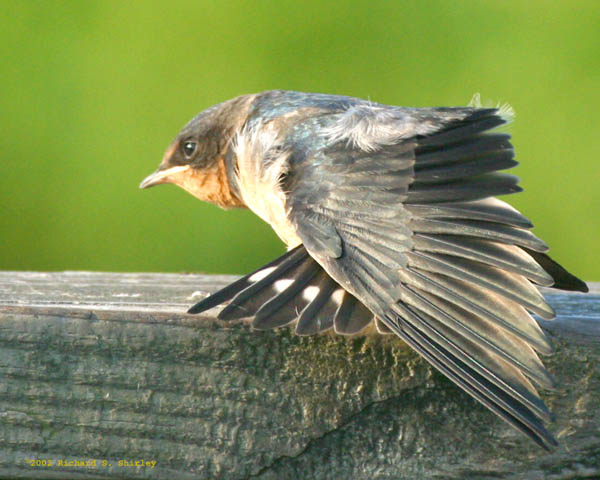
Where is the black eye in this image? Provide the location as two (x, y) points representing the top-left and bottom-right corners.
(183, 141), (197, 158)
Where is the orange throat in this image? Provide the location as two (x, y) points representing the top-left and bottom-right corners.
(169, 157), (245, 208)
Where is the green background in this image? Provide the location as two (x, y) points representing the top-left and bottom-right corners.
(1, 1), (598, 280)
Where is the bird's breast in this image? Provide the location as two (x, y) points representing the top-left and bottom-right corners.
(233, 123), (302, 248)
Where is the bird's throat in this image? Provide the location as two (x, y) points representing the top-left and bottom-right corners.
(170, 157), (246, 209)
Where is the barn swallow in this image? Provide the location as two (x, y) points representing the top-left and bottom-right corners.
(140, 90), (587, 449)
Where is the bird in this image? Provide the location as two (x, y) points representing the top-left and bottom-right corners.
(139, 90), (587, 450)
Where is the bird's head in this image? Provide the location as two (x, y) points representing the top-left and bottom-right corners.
(139, 95), (254, 208)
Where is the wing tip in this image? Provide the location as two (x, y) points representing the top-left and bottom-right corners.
(524, 250), (588, 293)
(187, 297), (213, 314)
(187, 305), (202, 314)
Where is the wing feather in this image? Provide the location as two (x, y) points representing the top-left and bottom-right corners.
(388, 311), (557, 450)
(282, 104), (584, 447)
(408, 217), (549, 251)
(390, 300), (551, 421)
(407, 173), (522, 204)
(333, 291), (374, 335)
(405, 197), (534, 228)
(189, 97), (587, 448)
(397, 267), (553, 354)
(187, 246), (307, 314)
(412, 234), (553, 285)
(295, 276), (338, 335)
(252, 257), (322, 329)
(405, 251), (555, 318)
(397, 284), (554, 388)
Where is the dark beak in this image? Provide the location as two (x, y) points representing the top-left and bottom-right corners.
(139, 165), (190, 189)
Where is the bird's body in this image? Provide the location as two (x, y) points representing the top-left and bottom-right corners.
(140, 90), (587, 450)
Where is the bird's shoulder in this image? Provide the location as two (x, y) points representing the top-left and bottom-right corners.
(244, 90), (490, 155)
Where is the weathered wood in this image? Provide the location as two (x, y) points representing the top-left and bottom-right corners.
(0, 272), (599, 480)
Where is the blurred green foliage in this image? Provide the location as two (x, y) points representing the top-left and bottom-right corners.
(1, 1), (598, 279)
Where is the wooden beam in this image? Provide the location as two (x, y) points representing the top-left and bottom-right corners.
(1, 272), (599, 479)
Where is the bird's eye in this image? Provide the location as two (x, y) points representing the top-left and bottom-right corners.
(183, 141), (197, 158)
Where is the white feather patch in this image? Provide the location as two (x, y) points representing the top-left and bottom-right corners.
(274, 279), (294, 292)
(330, 288), (345, 306)
(301, 286), (320, 302)
(249, 266), (277, 282)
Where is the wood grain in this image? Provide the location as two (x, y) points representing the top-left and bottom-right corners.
(0, 272), (598, 479)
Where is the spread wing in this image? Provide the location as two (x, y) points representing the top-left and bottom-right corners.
(282, 105), (586, 449)
(189, 103), (587, 449)
(188, 245), (378, 335)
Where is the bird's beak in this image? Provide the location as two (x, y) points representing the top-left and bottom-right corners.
(139, 165), (191, 189)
